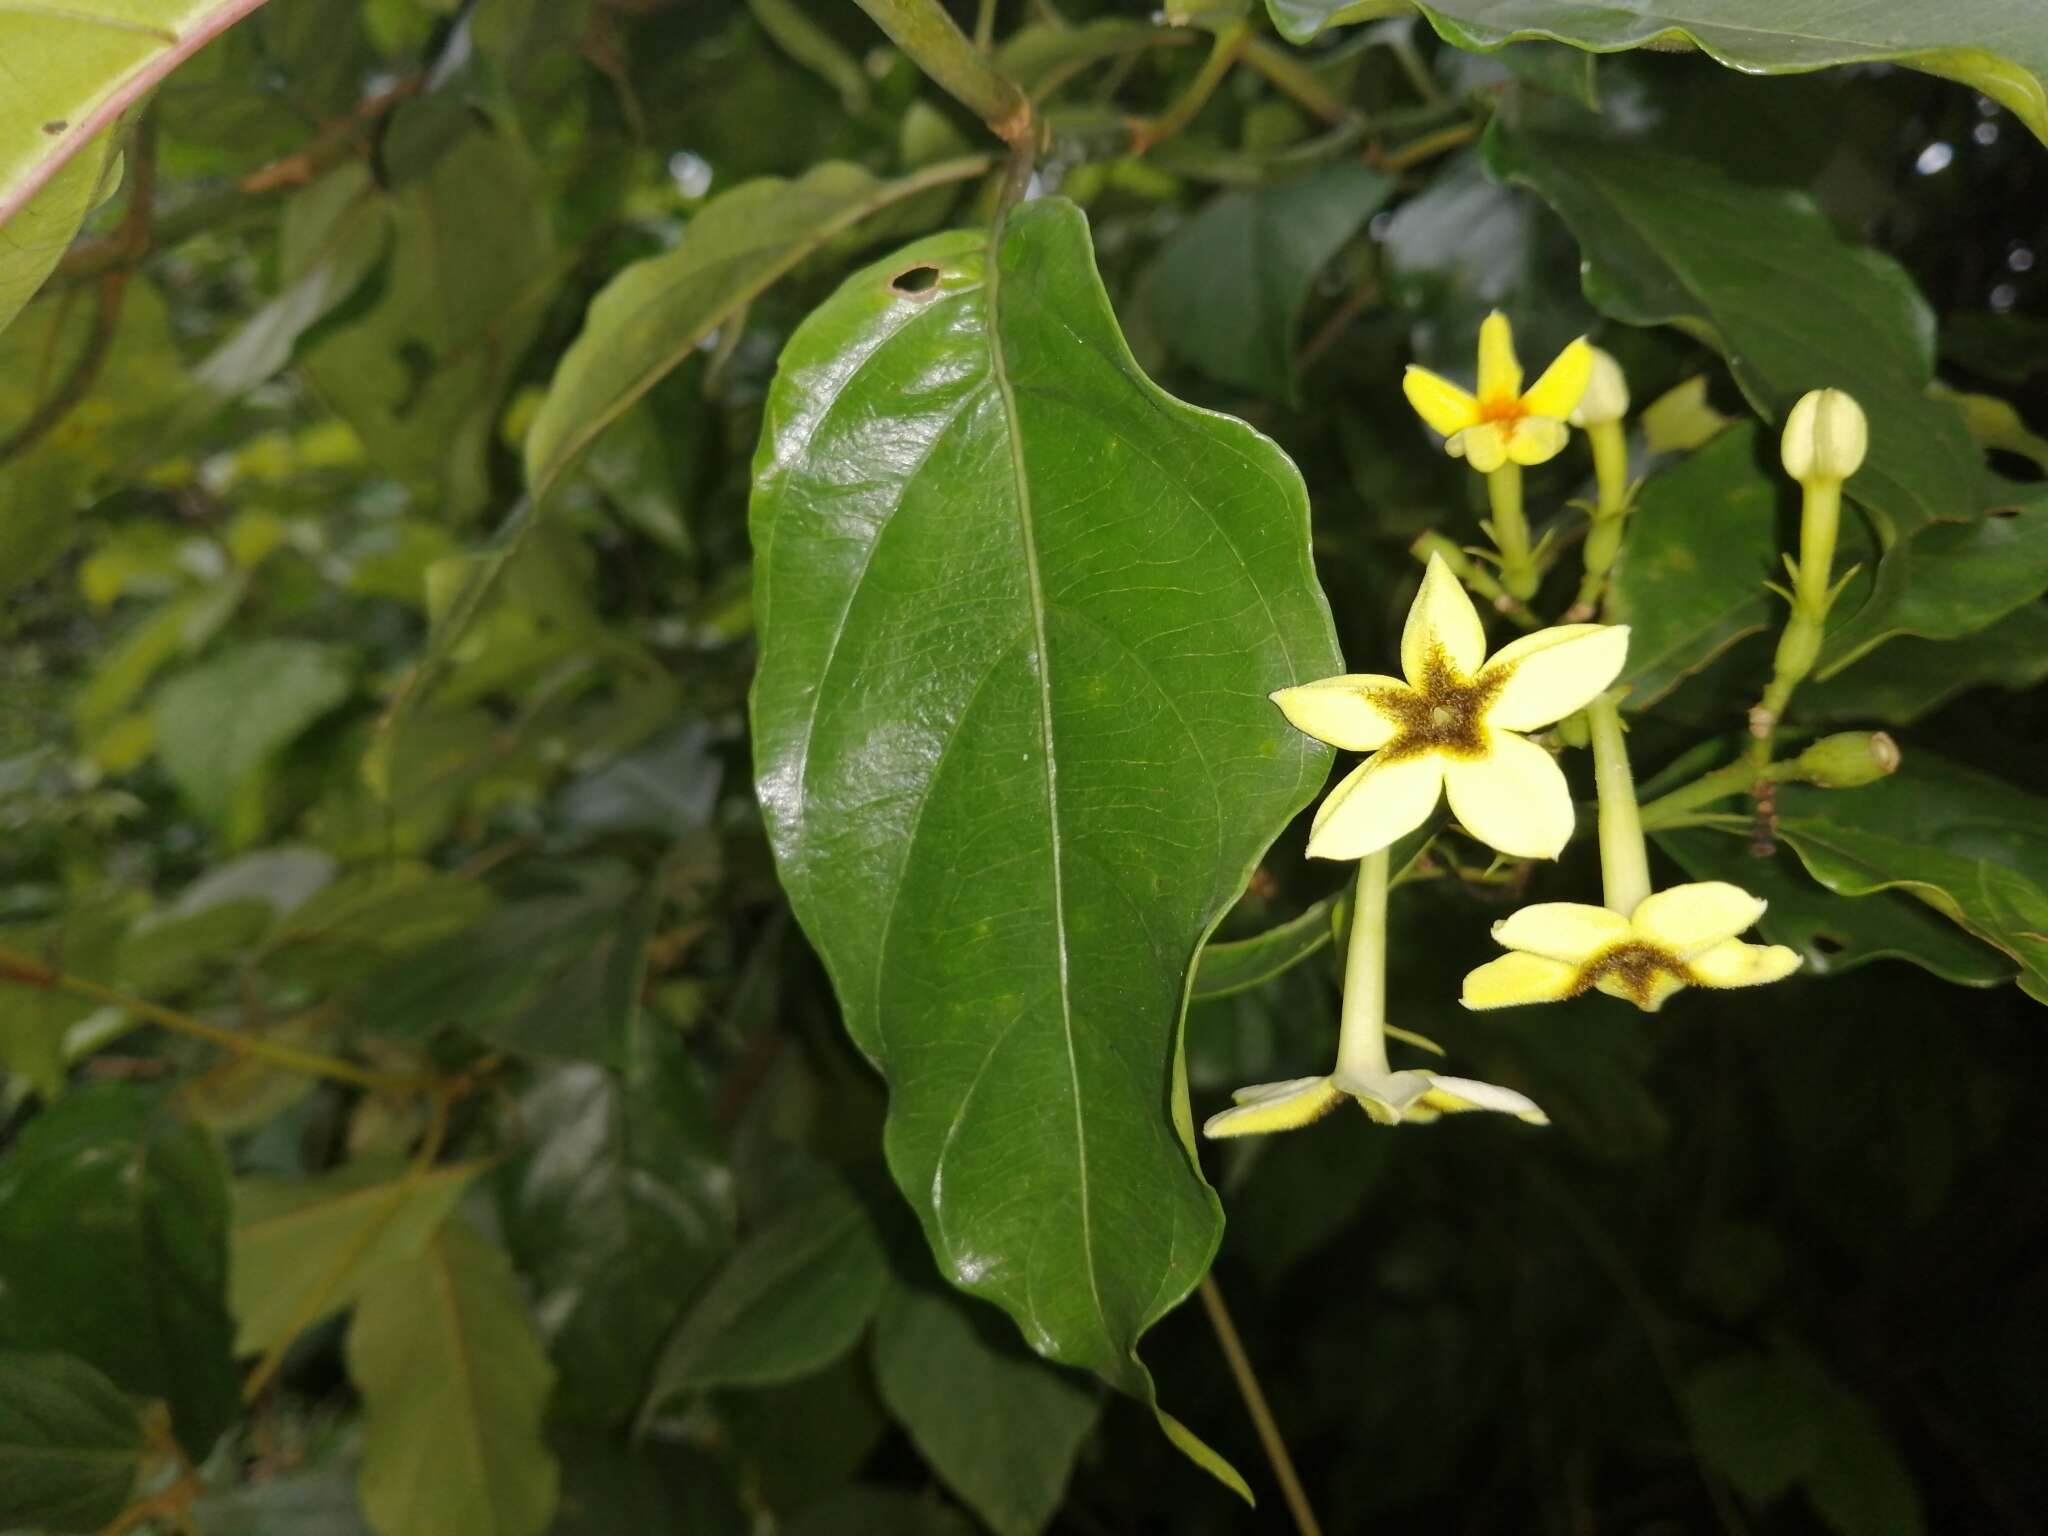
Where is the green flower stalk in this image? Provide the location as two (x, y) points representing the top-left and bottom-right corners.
(1565, 348), (1633, 622)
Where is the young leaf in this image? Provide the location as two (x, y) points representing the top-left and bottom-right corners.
(871, 1285), (1101, 1536)
(1419, 0), (2048, 147)
(0, 1351), (143, 1535)
(230, 1157), (489, 1355)
(750, 196), (1340, 1487)
(0, 1086), (238, 1460)
(347, 1220), (560, 1536)
(1140, 162), (1391, 401)
(1193, 898), (1337, 1000)
(0, 136), (120, 340)
(523, 157), (990, 503)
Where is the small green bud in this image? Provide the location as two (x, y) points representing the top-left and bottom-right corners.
(1793, 731), (1900, 789)
(1780, 388), (1868, 483)
(1553, 710), (1591, 750)
(1771, 612), (1823, 684)
(1568, 347), (1630, 428)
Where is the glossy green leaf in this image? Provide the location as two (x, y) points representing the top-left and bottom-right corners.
(749, 197), (1339, 1486)
(1420, 0), (2048, 146)
(1797, 602), (2048, 724)
(1139, 162), (1391, 401)
(230, 1156), (488, 1355)
(0, 1351), (142, 1535)
(872, 1285), (1101, 1536)
(523, 157), (988, 504)
(152, 639), (353, 843)
(1606, 425), (1776, 706)
(0, 3), (273, 237)
(1656, 829), (2013, 988)
(643, 1174), (886, 1409)
(1487, 125), (1985, 610)
(1817, 493), (2048, 673)
(1264, 0), (1412, 45)
(347, 1220), (560, 1536)
(1193, 897), (1337, 1000)
(0, 1086), (238, 1459)
(506, 1049), (734, 1424)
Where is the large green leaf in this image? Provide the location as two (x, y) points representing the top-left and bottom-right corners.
(0, 137), (121, 340)
(523, 157), (989, 504)
(749, 197), (1339, 1485)
(1606, 425), (1776, 707)
(1418, 0), (2048, 147)
(1139, 162), (1391, 401)
(0, 1086), (238, 1459)
(1797, 602), (2048, 724)
(0, 1351), (142, 1535)
(347, 1220), (560, 1536)
(1487, 124), (1988, 661)
(230, 1157), (488, 1355)
(0, 3), (275, 242)
(871, 1285), (1101, 1536)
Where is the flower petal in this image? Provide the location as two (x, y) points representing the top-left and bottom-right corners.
(1306, 752), (1445, 862)
(1330, 1068), (1433, 1125)
(1591, 966), (1690, 1012)
(1503, 414), (1570, 466)
(1491, 901), (1630, 963)
(1631, 881), (1769, 957)
(1460, 951), (1583, 1009)
(1402, 365), (1481, 437)
(1417, 1074), (1550, 1125)
(1269, 675), (1406, 751)
(1520, 335), (1594, 419)
(1203, 1076), (1344, 1138)
(1401, 552), (1487, 683)
(1481, 623), (1631, 732)
(1449, 421), (1509, 472)
(1687, 937), (1803, 990)
(1476, 310), (1522, 404)
(1443, 730), (1574, 859)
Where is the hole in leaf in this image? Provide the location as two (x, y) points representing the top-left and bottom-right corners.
(1813, 933), (1845, 955)
(890, 264), (941, 297)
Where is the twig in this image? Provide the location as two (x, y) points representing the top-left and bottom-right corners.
(854, 0), (1034, 144)
(1198, 1273), (1324, 1536)
(1294, 274), (1381, 374)
(1128, 21), (1251, 154)
(1242, 37), (1357, 129)
(1373, 120), (1480, 173)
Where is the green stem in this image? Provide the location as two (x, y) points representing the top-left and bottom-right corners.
(1748, 477), (1844, 761)
(0, 945), (429, 1095)
(1334, 847), (1392, 1081)
(854, 0), (1033, 141)
(1131, 21), (1250, 152)
(1242, 37), (1357, 127)
(1586, 695), (1651, 917)
(1639, 757), (1803, 830)
(1567, 418), (1631, 620)
(1485, 463), (1540, 601)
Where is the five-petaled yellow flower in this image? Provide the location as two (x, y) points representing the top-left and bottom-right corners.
(1271, 554), (1628, 862)
(1461, 881), (1802, 1013)
(1203, 1065), (1547, 1137)
(1403, 311), (1594, 471)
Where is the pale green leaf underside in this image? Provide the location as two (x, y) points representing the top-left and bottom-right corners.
(1417, 0), (2048, 145)
(749, 197), (1339, 1492)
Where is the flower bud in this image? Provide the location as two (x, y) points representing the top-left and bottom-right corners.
(1780, 388), (1868, 483)
(1568, 347), (1630, 427)
(1792, 731), (1900, 789)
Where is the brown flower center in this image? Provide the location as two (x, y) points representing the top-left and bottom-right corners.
(1371, 648), (1505, 763)
(1576, 941), (1690, 1006)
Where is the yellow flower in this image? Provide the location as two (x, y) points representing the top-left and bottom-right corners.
(1461, 881), (1802, 1014)
(1403, 311), (1595, 472)
(1203, 1067), (1548, 1137)
(1270, 554), (1628, 862)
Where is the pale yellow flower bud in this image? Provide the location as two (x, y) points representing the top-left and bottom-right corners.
(1780, 388), (1868, 483)
(1568, 347), (1630, 427)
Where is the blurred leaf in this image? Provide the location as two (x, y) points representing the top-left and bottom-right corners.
(1607, 425), (1775, 706)
(782, 1488), (978, 1536)
(1797, 601), (2048, 724)
(750, 199), (1340, 1490)
(1265, 0), (1411, 45)
(230, 1156), (488, 1355)
(1488, 124), (1988, 655)
(152, 639), (354, 844)
(643, 1173), (886, 1408)
(1657, 827), (2014, 986)
(556, 725), (723, 843)
(549, 1435), (745, 1536)
(1421, 0), (2048, 146)
(524, 157), (989, 503)
(1194, 898), (1336, 1000)
(994, 19), (1187, 94)
(348, 1220), (559, 1536)
(0, 1351), (142, 1535)
(1640, 375), (1731, 455)
(191, 1478), (371, 1536)
(262, 860), (497, 989)
(718, 1353), (891, 1513)
(1139, 162), (1390, 401)
(0, 1086), (238, 1459)
(871, 1285), (1101, 1536)
(506, 1047), (734, 1424)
